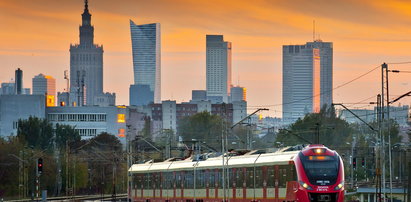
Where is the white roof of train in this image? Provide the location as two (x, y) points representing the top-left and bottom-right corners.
(129, 150), (300, 173)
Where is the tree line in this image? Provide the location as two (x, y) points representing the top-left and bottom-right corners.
(0, 117), (126, 200)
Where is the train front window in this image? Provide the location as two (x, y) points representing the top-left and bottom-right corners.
(299, 153), (339, 186)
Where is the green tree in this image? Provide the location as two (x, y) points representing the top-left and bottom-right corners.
(140, 117), (152, 140)
(55, 124), (81, 150)
(80, 132), (124, 195)
(0, 137), (25, 199)
(17, 117), (54, 152)
(276, 105), (352, 148)
(178, 112), (224, 151)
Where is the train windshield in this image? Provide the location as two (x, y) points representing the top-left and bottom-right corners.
(299, 153), (339, 186)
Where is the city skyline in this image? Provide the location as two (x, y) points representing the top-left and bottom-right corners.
(2, 0), (411, 117)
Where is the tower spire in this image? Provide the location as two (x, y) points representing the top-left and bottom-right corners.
(80, 0), (93, 46)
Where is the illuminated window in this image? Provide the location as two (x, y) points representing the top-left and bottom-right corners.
(118, 128), (125, 138)
(117, 114), (125, 123)
(46, 95), (55, 107)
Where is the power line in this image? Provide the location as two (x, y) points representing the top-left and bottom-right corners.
(390, 70), (411, 73)
(345, 95), (377, 108)
(387, 61), (411, 65)
(248, 65), (381, 108)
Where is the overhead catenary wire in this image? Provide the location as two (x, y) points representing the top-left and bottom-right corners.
(345, 95), (376, 108)
(248, 65), (381, 108)
(387, 61), (411, 65)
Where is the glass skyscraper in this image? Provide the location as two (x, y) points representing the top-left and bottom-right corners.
(282, 40), (333, 123)
(129, 20), (161, 106)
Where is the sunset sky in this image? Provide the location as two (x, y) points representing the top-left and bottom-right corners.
(1, 0), (411, 117)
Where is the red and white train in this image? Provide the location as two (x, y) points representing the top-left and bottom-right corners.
(128, 145), (344, 202)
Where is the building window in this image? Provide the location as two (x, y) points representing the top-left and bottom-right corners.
(118, 128), (125, 138)
(117, 114), (125, 123)
(13, 121), (18, 129)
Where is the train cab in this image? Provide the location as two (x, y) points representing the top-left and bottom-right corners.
(294, 145), (345, 202)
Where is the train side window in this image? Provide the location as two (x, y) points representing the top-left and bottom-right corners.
(204, 170), (209, 188)
(146, 173), (151, 189)
(246, 167), (254, 188)
(171, 172), (176, 189)
(152, 173), (156, 189)
(219, 169), (224, 188)
(161, 172), (167, 189)
(176, 172), (181, 188)
(227, 168), (233, 188)
(133, 174), (140, 189)
(196, 169), (205, 189)
(255, 167), (263, 188)
(209, 170), (215, 188)
(138, 174), (144, 189)
(185, 170), (194, 189)
(266, 166), (275, 187)
(215, 169), (221, 188)
(235, 168), (243, 188)
(155, 172), (161, 189)
(181, 171), (186, 188)
(278, 166), (287, 187)
(287, 166), (297, 182)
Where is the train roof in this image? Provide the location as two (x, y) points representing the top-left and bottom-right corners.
(129, 148), (300, 173)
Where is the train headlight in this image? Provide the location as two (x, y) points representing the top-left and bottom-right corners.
(299, 181), (313, 190)
(334, 181), (344, 190)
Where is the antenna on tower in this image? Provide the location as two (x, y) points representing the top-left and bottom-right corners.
(64, 70), (69, 92)
(313, 20), (315, 42)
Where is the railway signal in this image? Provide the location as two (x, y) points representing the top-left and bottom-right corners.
(37, 158), (43, 175)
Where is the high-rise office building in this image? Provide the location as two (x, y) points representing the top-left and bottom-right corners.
(282, 40), (333, 123)
(32, 74), (56, 95)
(230, 86), (246, 102)
(69, 0), (104, 106)
(308, 41), (333, 107)
(206, 35), (232, 103)
(33, 74), (56, 106)
(191, 90), (207, 102)
(1, 82), (15, 95)
(129, 84), (153, 106)
(129, 20), (161, 105)
(15, 68), (23, 95)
